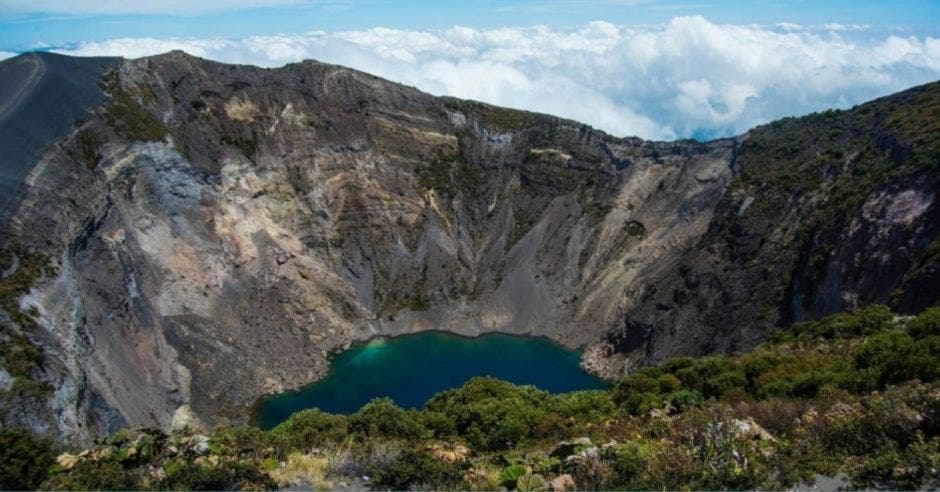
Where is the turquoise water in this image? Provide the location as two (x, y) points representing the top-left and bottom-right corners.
(257, 331), (607, 429)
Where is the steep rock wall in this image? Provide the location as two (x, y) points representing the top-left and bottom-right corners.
(0, 51), (937, 440)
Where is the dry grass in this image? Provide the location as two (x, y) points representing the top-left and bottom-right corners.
(270, 453), (332, 490)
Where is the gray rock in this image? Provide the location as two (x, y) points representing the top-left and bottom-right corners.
(2, 50), (938, 442)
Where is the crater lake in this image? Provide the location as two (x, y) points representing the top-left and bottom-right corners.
(257, 331), (608, 428)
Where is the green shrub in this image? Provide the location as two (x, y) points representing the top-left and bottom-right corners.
(788, 305), (893, 340)
(752, 355), (831, 398)
(102, 74), (167, 142)
(0, 429), (56, 490)
(428, 378), (549, 449)
(908, 307), (940, 339)
(666, 389), (704, 412)
(348, 398), (423, 439)
(611, 374), (661, 407)
(270, 409), (348, 451)
(855, 331), (940, 387)
(204, 427), (271, 462)
(705, 369), (748, 398)
(370, 448), (465, 490)
(619, 392), (663, 416)
(42, 459), (138, 491)
(675, 357), (734, 394)
(497, 464), (528, 489)
(822, 413), (889, 456)
(515, 472), (547, 492)
(610, 441), (653, 485)
(657, 374), (681, 393)
(417, 410), (457, 438)
(692, 420), (772, 490)
(159, 459), (275, 490)
(550, 390), (616, 422)
(739, 351), (787, 382)
(658, 357), (696, 374)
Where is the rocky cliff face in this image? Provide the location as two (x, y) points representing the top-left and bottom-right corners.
(606, 84), (940, 372)
(0, 51), (937, 442)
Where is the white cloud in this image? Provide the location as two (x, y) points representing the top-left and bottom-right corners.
(824, 22), (869, 32)
(775, 22), (803, 31)
(0, 51), (16, 60)
(51, 16), (940, 140)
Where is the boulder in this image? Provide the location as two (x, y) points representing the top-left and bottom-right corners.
(55, 452), (81, 470)
(550, 437), (593, 459)
(170, 404), (206, 433)
(429, 442), (470, 463)
(190, 434), (211, 455)
(549, 474), (576, 492)
(730, 417), (775, 441)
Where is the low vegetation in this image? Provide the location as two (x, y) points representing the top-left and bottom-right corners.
(0, 244), (56, 401)
(444, 98), (543, 131)
(101, 72), (168, 142)
(6, 305), (940, 490)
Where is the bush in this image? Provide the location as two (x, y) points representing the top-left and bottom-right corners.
(613, 374), (671, 415)
(619, 391), (663, 416)
(691, 419), (772, 490)
(0, 429), (56, 490)
(705, 369), (748, 398)
(211, 425), (275, 458)
(841, 434), (940, 491)
(666, 389), (704, 412)
(427, 378), (549, 449)
(609, 441), (653, 485)
(348, 398), (423, 439)
(416, 410), (457, 438)
(550, 390), (616, 422)
(159, 459), (275, 490)
(42, 460), (138, 491)
(657, 374), (681, 393)
(515, 472), (547, 492)
(855, 331), (940, 387)
(908, 307), (940, 339)
(675, 357), (734, 395)
(270, 409), (348, 451)
(612, 374), (660, 401)
(822, 412), (890, 456)
(370, 449), (465, 490)
(787, 305), (893, 340)
(498, 464), (528, 489)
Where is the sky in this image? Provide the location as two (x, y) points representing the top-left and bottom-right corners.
(1, 1), (939, 140)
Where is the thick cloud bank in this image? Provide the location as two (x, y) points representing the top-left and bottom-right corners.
(25, 17), (940, 140)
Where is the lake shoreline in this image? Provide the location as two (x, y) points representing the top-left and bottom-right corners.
(252, 330), (612, 428)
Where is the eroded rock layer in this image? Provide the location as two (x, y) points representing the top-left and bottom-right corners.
(0, 51), (937, 441)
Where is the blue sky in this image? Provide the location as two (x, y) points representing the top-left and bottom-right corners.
(2, 1), (938, 51)
(1, 1), (939, 140)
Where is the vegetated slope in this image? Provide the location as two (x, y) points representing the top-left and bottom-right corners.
(11, 306), (940, 491)
(606, 82), (940, 371)
(0, 50), (937, 442)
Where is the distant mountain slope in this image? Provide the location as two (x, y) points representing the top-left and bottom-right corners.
(0, 50), (936, 442)
(0, 52), (120, 215)
(607, 81), (940, 369)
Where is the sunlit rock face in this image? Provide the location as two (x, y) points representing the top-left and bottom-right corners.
(1, 50), (937, 441)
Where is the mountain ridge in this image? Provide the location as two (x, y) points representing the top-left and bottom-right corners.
(0, 50), (937, 442)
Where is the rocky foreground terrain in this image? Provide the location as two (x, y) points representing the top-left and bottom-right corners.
(0, 50), (938, 443)
(8, 305), (940, 490)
